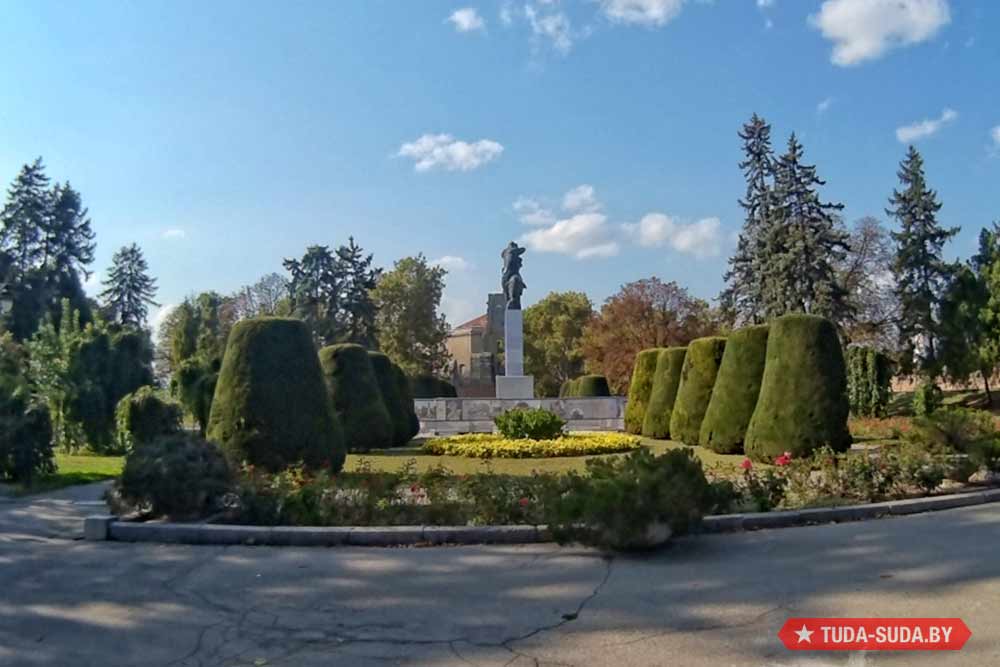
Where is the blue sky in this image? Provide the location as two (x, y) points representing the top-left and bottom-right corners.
(1, 0), (998, 329)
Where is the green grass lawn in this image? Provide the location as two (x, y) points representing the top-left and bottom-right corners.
(344, 437), (749, 476)
(6, 453), (124, 496)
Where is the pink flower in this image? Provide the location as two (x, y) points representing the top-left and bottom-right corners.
(774, 452), (792, 467)
(741, 458), (753, 470)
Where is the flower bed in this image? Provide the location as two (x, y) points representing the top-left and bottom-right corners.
(423, 432), (641, 459)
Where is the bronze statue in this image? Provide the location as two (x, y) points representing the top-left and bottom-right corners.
(501, 241), (526, 309)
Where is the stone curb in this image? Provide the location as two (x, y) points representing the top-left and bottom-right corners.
(85, 518), (550, 546)
(84, 488), (1000, 547)
(701, 487), (1000, 533)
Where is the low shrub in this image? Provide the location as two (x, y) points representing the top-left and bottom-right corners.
(1, 334), (55, 483)
(410, 374), (457, 398)
(423, 432), (641, 458)
(904, 408), (996, 453)
(116, 433), (232, 519)
(391, 363), (421, 442)
(913, 381), (943, 417)
(574, 375), (611, 397)
(114, 386), (183, 451)
(494, 407), (566, 440)
(547, 448), (715, 551)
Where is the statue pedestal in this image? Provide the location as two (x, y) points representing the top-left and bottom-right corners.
(497, 308), (534, 399)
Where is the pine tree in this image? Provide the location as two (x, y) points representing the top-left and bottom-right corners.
(761, 133), (851, 322)
(284, 245), (341, 344)
(99, 243), (159, 327)
(46, 182), (96, 280)
(0, 158), (50, 279)
(335, 237), (381, 348)
(888, 146), (958, 376)
(720, 114), (775, 324)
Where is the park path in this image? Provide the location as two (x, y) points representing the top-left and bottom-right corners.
(1, 486), (999, 666)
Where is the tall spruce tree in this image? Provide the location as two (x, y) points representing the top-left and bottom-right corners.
(99, 243), (158, 327)
(335, 237), (381, 348)
(761, 133), (851, 322)
(888, 146), (958, 376)
(284, 245), (341, 345)
(46, 182), (96, 280)
(721, 113), (775, 324)
(0, 158), (50, 278)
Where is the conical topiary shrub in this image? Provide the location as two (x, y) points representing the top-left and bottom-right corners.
(624, 349), (663, 434)
(699, 325), (769, 454)
(641, 347), (687, 440)
(669, 337), (727, 445)
(207, 318), (346, 472)
(368, 351), (411, 446)
(745, 314), (852, 462)
(575, 375), (611, 397)
(319, 344), (394, 451)
(391, 362), (421, 441)
(410, 374), (458, 398)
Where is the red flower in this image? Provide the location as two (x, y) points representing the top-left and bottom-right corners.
(518, 497), (530, 507)
(741, 458), (753, 470)
(774, 452), (792, 467)
(410, 484), (420, 493)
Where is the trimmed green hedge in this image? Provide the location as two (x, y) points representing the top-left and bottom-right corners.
(846, 346), (893, 418)
(114, 386), (183, 451)
(574, 375), (611, 397)
(410, 374), (458, 398)
(392, 362), (421, 442)
(699, 325), (769, 454)
(641, 347), (687, 440)
(669, 337), (727, 445)
(368, 351), (412, 446)
(207, 318), (346, 472)
(624, 349), (663, 434)
(745, 314), (852, 461)
(320, 344), (394, 451)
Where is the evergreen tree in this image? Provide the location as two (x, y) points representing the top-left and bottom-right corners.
(761, 133), (850, 322)
(99, 244), (158, 327)
(0, 158), (49, 278)
(284, 245), (341, 344)
(888, 146), (958, 376)
(335, 237), (381, 348)
(46, 182), (96, 280)
(721, 113), (775, 324)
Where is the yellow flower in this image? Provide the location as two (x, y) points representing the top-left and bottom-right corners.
(423, 432), (640, 459)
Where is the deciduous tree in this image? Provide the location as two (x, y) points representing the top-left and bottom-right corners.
(523, 291), (594, 397)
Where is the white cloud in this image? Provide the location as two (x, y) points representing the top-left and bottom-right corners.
(562, 184), (602, 213)
(161, 228), (186, 240)
(431, 255), (473, 271)
(991, 126), (1000, 148)
(622, 213), (723, 258)
(82, 271), (102, 296)
(519, 212), (619, 259)
(397, 134), (504, 172)
(809, 0), (951, 67)
(600, 0), (686, 27)
(447, 7), (486, 33)
(757, 0), (775, 7)
(499, 2), (514, 26)
(817, 97), (834, 114)
(513, 197), (556, 226)
(895, 108), (958, 143)
(525, 4), (573, 53)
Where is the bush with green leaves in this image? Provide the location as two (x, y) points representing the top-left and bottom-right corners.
(669, 337), (727, 446)
(320, 344), (394, 451)
(116, 433), (232, 519)
(391, 362), (421, 442)
(846, 346), (893, 418)
(494, 407), (566, 440)
(905, 408), (998, 470)
(368, 351), (413, 446)
(624, 349), (663, 434)
(745, 314), (851, 461)
(114, 386), (182, 451)
(641, 347), (686, 440)
(913, 381), (943, 417)
(175, 358), (218, 435)
(700, 325), (769, 454)
(0, 334), (55, 483)
(572, 375), (611, 397)
(547, 448), (715, 551)
(207, 318), (346, 472)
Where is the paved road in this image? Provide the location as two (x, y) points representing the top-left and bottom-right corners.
(2, 486), (999, 667)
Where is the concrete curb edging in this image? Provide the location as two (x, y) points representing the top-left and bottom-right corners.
(84, 487), (1000, 547)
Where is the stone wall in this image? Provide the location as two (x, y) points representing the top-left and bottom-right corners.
(414, 397), (626, 435)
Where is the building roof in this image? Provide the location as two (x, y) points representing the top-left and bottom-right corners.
(451, 313), (488, 332)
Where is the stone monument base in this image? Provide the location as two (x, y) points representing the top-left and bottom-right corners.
(414, 397), (626, 435)
(495, 375), (535, 399)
